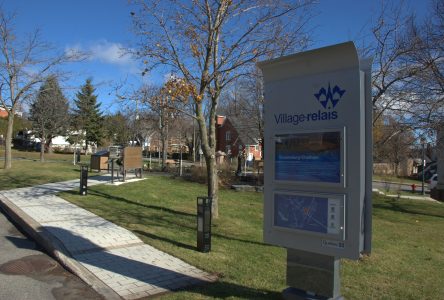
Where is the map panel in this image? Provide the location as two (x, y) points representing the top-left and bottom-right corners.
(274, 193), (328, 234)
(274, 193), (344, 237)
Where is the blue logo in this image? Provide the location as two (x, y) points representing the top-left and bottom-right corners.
(274, 82), (344, 126)
(314, 83), (346, 109)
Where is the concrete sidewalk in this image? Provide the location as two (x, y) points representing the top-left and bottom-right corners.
(0, 176), (216, 299)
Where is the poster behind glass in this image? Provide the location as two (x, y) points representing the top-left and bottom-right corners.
(275, 131), (341, 183)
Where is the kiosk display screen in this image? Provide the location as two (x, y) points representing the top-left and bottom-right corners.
(275, 131), (341, 183)
(274, 192), (344, 238)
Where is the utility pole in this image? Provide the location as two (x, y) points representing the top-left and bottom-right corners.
(192, 117), (196, 162)
(179, 131), (183, 176)
(422, 139), (426, 195)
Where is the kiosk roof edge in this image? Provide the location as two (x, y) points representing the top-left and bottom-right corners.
(257, 41), (359, 82)
(257, 41), (358, 68)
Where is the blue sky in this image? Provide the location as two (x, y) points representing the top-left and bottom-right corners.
(3, 0), (431, 113)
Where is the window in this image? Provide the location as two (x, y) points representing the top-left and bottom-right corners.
(226, 131), (231, 141)
(225, 145), (231, 155)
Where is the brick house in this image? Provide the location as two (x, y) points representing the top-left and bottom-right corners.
(0, 106), (23, 118)
(0, 107), (8, 118)
(216, 115), (262, 160)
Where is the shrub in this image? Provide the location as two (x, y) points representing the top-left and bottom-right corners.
(188, 162), (237, 187)
(189, 165), (207, 184)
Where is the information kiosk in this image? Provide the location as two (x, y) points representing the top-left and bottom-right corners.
(258, 42), (372, 299)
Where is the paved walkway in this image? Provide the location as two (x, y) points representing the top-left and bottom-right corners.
(0, 176), (216, 299)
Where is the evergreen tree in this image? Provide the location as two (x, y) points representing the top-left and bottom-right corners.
(72, 78), (104, 150)
(30, 76), (69, 161)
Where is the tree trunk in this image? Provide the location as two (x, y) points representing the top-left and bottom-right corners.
(47, 139), (53, 154)
(4, 112), (14, 169)
(161, 124), (168, 170)
(192, 119), (196, 162)
(159, 110), (168, 170)
(40, 137), (45, 162)
(206, 154), (219, 219)
(394, 163), (399, 177)
(195, 102), (219, 218)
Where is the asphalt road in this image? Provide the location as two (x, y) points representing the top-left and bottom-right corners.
(0, 209), (102, 300)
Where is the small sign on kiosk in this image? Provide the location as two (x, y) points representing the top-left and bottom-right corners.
(258, 42), (372, 299)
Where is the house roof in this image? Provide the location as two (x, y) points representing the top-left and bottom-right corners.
(226, 115), (260, 146)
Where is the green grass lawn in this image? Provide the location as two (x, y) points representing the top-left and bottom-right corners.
(0, 150), (91, 190)
(60, 176), (444, 299)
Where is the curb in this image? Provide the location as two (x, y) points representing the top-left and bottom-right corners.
(372, 188), (441, 203)
(0, 193), (122, 300)
(372, 179), (427, 187)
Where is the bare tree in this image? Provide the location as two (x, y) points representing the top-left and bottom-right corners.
(370, 1), (425, 125)
(405, 0), (444, 132)
(373, 114), (415, 174)
(136, 83), (175, 169)
(219, 67), (264, 158)
(371, 0), (444, 162)
(0, 9), (77, 169)
(130, 0), (314, 218)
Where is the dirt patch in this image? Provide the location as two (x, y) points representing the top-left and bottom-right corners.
(7, 225), (22, 237)
(0, 254), (103, 300)
(52, 277), (104, 300)
(0, 254), (57, 275)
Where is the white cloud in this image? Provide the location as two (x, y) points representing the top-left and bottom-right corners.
(89, 41), (132, 65)
(65, 40), (138, 72)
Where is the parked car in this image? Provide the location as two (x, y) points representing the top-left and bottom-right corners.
(428, 174), (438, 189)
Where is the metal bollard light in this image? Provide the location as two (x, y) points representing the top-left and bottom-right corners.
(76, 149), (81, 163)
(197, 197), (212, 252)
(80, 165), (88, 196)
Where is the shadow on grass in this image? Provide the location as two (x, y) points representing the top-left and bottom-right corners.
(0, 174), (50, 190)
(374, 199), (444, 219)
(41, 226), (281, 299)
(187, 281), (282, 299)
(73, 188), (273, 250)
(134, 230), (196, 251)
(86, 189), (196, 217)
(128, 209), (271, 249)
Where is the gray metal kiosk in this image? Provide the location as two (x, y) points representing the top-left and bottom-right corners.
(258, 42), (372, 299)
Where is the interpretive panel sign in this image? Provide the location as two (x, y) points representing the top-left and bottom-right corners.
(273, 192), (345, 240)
(274, 131), (342, 184)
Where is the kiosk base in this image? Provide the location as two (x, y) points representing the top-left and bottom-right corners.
(282, 287), (344, 300)
(284, 249), (342, 300)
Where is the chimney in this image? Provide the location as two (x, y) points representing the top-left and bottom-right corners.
(216, 115), (226, 126)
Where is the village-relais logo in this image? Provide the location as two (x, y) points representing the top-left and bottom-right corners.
(274, 83), (346, 126)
